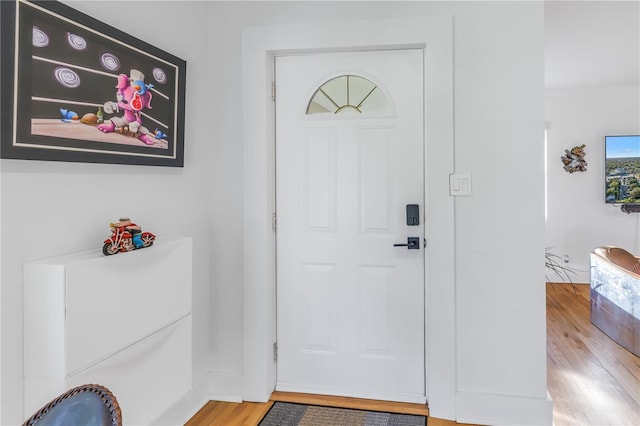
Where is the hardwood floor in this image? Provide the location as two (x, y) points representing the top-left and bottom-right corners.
(185, 400), (275, 426)
(185, 283), (640, 425)
(546, 282), (640, 425)
(184, 392), (457, 426)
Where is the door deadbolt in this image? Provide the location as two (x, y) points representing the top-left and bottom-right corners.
(406, 204), (419, 226)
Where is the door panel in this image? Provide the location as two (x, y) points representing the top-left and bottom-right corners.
(275, 49), (425, 403)
(304, 263), (337, 353)
(359, 128), (392, 232)
(303, 130), (336, 230)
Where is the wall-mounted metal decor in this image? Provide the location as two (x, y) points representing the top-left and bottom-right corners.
(0, 0), (186, 167)
(561, 144), (587, 173)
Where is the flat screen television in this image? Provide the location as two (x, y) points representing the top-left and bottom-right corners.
(605, 135), (640, 204)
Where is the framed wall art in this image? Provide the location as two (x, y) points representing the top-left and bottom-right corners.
(0, 0), (186, 167)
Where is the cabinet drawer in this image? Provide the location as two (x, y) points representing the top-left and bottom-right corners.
(65, 237), (192, 373)
(67, 315), (192, 426)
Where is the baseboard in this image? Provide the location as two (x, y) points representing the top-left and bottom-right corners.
(150, 371), (244, 425)
(209, 370), (244, 402)
(456, 390), (553, 425)
(150, 373), (210, 425)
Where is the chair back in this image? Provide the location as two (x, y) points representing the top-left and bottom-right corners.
(595, 246), (640, 275)
(22, 384), (122, 426)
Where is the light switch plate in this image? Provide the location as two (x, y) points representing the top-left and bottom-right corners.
(449, 173), (472, 196)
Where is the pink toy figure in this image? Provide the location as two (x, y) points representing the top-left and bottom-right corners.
(97, 69), (156, 145)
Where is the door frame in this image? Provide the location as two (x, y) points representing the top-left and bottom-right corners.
(242, 16), (455, 419)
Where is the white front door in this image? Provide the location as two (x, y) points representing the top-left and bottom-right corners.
(275, 49), (425, 403)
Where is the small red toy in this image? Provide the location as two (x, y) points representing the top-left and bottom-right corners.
(103, 217), (155, 256)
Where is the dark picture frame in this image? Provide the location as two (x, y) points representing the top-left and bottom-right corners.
(1, 0), (186, 167)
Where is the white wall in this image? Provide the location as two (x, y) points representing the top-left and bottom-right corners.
(444, 3), (549, 423)
(545, 86), (640, 283)
(1, 2), (217, 424)
(215, 1), (549, 424)
(1, 1), (551, 425)
(450, 0), (547, 414)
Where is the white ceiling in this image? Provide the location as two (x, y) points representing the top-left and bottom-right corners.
(545, 0), (640, 89)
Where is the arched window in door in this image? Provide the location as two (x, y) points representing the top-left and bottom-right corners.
(306, 74), (390, 115)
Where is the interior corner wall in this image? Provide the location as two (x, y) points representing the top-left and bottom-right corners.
(545, 86), (640, 284)
(1, 2), (218, 424)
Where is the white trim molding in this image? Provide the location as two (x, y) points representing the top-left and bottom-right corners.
(151, 371), (244, 425)
(242, 16), (456, 420)
(456, 391), (553, 426)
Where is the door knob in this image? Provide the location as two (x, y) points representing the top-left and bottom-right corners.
(393, 237), (420, 250)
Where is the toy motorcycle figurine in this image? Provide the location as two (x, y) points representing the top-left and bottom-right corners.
(103, 218), (156, 256)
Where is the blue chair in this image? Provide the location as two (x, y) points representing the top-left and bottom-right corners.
(22, 384), (122, 426)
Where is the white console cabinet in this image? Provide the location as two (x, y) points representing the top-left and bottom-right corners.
(24, 237), (192, 425)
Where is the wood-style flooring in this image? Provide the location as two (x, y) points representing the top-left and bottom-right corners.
(185, 283), (640, 425)
(184, 392), (458, 426)
(546, 282), (640, 425)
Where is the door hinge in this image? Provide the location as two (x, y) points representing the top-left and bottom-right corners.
(272, 212), (277, 232)
(273, 342), (278, 362)
(271, 82), (276, 101)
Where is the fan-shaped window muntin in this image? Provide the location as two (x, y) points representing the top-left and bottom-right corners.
(306, 75), (389, 115)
